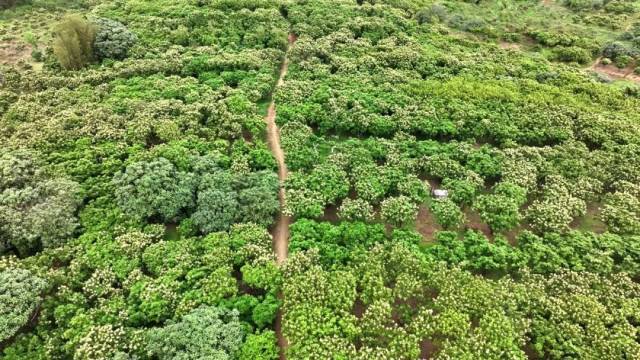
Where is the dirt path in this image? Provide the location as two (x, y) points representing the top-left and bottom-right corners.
(266, 33), (296, 266)
(590, 56), (640, 83)
(265, 33), (297, 360)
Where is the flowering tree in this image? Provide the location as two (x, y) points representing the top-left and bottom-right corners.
(338, 198), (375, 222)
(0, 151), (81, 256)
(0, 268), (46, 342)
(473, 194), (521, 232)
(430, 199), (465, 230)
(381, 196), (418, 227)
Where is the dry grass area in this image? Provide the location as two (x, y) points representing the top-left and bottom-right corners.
(498, 41), (521, 50)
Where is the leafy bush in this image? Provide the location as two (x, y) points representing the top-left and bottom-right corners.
(240, 331), (279, 360)
(338, 198), (374, 222)
(473, 194), (521, 233)
(430, 199), (465, 230)
(146, 306), (244, 360)
(563, 0), (604, 10)
(192, 170), (279, 233)
(0, 0), (29, 9)
(416, 4), (448, 25)
(554, 46), (592, 64)
(601, 182), (640, 234)
(0, 269), (46, 342)
(52, 15), (96, 70)
(113, 158), (195, 222)
(381, 195), (418, 227)
(93, 18), (137, 60)
(0, 151), (81, 256)
(602, 42), (637, 63)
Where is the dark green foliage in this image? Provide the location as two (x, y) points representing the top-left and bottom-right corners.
(473, 194), (521, 232)
(289, 219), (388, 265)
(0, 0), (29, 9)
(146, 306), (244, 360)
(252, 294), (280, 329)
(416, 4), (448, 25)
(4, 0), (640, 358)
(427, 231), (522, 273)
(113, 157), (195, 222)
(554, 46), (592, 64)
(92, 18), (138, 60)
(192, 170), (279, 233)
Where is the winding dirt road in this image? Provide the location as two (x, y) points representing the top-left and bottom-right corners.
(266, 33), (296, 265)
(265, 33), (296, 360)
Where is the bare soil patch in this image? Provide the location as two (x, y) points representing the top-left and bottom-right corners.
(352, 298), (366, 319)
(416, 205), (441, 242)
(267, 33), (298, 360)
(591, 58), (640, 83)
(266, 34), (297, 265)
(0, 40), (32, 66)
(275, 311), (288, 360)
(504, 226), (524, 246)
(420, 338), (438, 359)
(321, 204), (340, 223)
(498, 41), (520, 50)
(464, 209), (492, 239)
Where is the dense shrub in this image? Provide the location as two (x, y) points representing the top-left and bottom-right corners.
(416, 4), (448, 25)
(554, 46), (592, 64)
(473, 194), (521, 232)
(113, 158), (195, 222)
(381, 195), (419, 227)
(93, 18), (138, 60)
(146, 306), (244, 359)
(0, 268), (46, 342)
(430, 199), (465, 230)
(0, 151), (81, 256)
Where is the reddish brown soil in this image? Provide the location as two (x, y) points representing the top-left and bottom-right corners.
(416, 205), (440, 242)
(523, 343), (540, 359)
(352, 298), (366, 319)
(275, 311), (288, 360)
(590, 57), (640, 83)
(504, 226), (524, 246)
(267, 34), (297, 265)
(464, 209), (493, 239)
(420, 339), (438, 359)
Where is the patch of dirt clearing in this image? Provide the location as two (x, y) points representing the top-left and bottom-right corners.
(0, 40), (32, 66)
(416, 205), (441, 243)
(591, 57), (640, 84)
